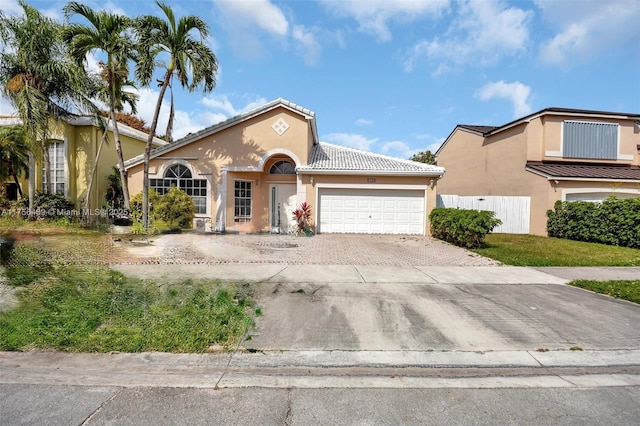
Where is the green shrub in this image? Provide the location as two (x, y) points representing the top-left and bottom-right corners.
(547, 198), (640, 248)
(130, 188), (195, 231)
(155, 187), (195, 229)
(130, 189), (161, 224)
(429, 208), (502, 248)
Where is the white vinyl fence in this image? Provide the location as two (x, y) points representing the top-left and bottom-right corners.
(436, 195), (531, 234)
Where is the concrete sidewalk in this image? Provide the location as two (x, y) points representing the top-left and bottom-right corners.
(535, 267), (640, 281)
(2, 349), (640, 389)
(112, 264), (639, 284)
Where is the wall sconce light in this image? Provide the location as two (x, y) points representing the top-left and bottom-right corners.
(310, 176), (314, 185)
(429, 179), (436, 189)
(256, 180), (260, 187)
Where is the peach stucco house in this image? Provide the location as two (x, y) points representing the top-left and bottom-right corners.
(436, 108), (640, 235)
(125, 98), (444, 235)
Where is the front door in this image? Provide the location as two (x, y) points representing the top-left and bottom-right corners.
(270, 184), (297, 233)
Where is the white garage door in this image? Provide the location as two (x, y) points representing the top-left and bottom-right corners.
(318, 188), (425, 235)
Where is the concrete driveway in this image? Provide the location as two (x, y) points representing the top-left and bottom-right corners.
(247, 278), (640, 352)
(110, 233), (640, 354)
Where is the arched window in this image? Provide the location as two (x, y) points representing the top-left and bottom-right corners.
(269, 160), (296, 175)
(150, 164), (207, 214)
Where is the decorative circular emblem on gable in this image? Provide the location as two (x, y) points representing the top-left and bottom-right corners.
(272, 118), (290, 136)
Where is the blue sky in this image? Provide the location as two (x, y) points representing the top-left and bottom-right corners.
(2, 0), (639, 159)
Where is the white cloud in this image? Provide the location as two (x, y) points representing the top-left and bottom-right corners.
(404, 0), (532, 72)
(323, 133), (378, 151)
(355, 118), (373, 126)
(2, 0), (23, 15)
(476, 80), (532, 118)
(380, 140), (413, 158)
(201, 94), (267, 118)
(103, 1), (128, 16)
(213, 0), (328, 66)
(321, 0), (449, 42)
(536, 0), (640, 66)
(292, 25), (322, 66)
(215, 0), (288, 36)
(131, 88), (219, 140)
(214, 0), (289, 60)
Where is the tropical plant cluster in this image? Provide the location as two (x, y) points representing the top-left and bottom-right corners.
(0, 1), (217, 227)
(292, 202), (314, 236)
(429, 208), (502, 248)
(130, 188), (195, 233)
(547, 198), (640, 249)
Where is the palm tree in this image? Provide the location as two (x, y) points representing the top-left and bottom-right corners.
(84, 61), (139, 210)
(63, 1), (136, 210)
(0, 125), (30, 199)
(0, 1), (94, 211)
(135, 1), (218, 228)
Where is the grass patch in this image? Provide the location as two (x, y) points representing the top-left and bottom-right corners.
(569, 280), (640, 304)
(0, 236), (257, 352)
(472, 234), (640, 266)
(0, 266), (256, 352)
(0, 217), (97, 235)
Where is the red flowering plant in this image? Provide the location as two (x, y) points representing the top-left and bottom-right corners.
(292, 202), (314, 236)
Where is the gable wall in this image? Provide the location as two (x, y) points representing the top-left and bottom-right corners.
(438, 125), (536, 196)
(126, 107), (312, 218)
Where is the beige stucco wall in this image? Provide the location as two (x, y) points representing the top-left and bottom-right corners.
(128, 107), (311, 195)
(542, 115), (639, 165)
(127, 107), (314, 232)
(438, 124), (534, 197)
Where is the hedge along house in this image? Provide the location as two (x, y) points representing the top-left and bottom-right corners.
(124, 98), (445, 235)
(0, 115), (166, 210)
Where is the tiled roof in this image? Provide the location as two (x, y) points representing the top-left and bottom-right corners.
(526, 161), (640, 181)
(298, 142), (444, 175)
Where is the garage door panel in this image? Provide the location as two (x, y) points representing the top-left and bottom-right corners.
(318, 188), (425, 235)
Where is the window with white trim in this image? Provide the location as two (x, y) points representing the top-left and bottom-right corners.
(269, 160), (296, 174)
(234, 180), (252, 222)
(563, 121), (618, 160)
(150, 164), (207, 214)
(42, 141), (65, 195)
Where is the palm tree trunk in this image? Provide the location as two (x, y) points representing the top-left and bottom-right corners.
(142, 70), (171, 229)
(111, 110), (130, 211)
(84, 128), (108, 210)
(28, 153), (35, 218)
(165, 82), (174, 143)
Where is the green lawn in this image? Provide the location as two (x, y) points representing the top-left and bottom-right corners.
(473, 234), (640, 267)
(570, 280), (640, 304)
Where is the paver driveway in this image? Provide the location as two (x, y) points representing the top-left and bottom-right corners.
(118, 233), (499, 266)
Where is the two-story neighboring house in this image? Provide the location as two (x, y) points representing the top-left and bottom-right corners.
(1, 116), (166, 210)
(436, 108), (640, 235)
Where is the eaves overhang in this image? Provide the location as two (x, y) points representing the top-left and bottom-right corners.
(525, 166), (640, 184)
(296, 168), (445, 177)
